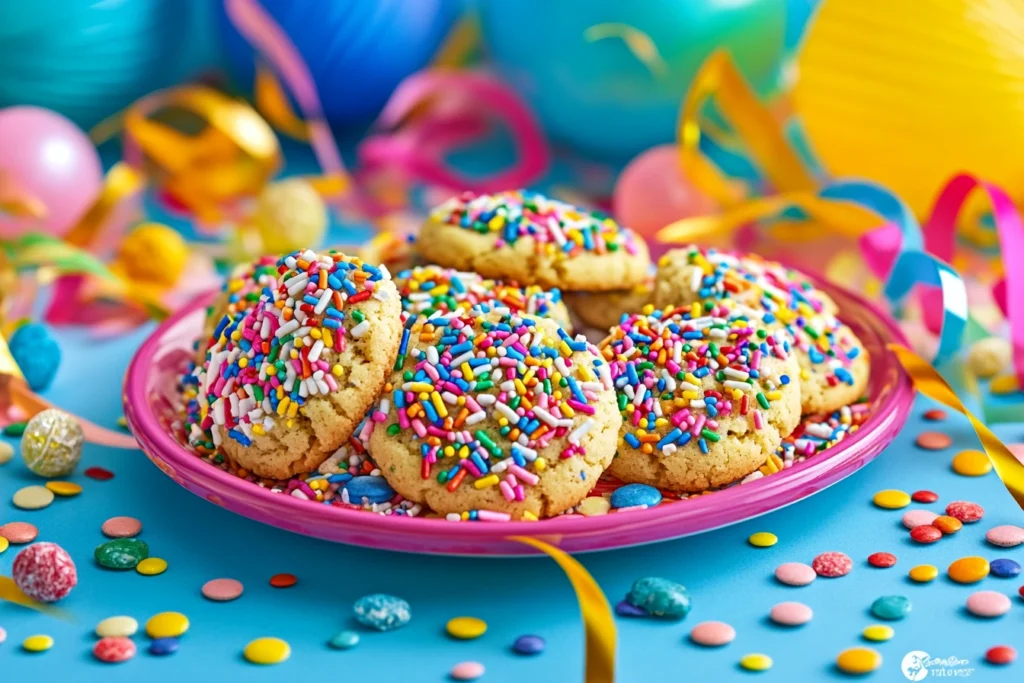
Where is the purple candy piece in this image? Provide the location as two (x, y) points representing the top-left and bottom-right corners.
(616, 599), (648, 617)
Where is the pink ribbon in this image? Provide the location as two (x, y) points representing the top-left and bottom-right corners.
(859, 173), (1024, 386)
(358, 70), (551, 193)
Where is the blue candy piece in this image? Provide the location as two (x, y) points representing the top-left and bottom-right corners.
(614, 599), (648, 617)
(353, 593), (411, 631)
(871, 595), (912, 620)
(626, 577), (691, 619)
(610, 483), (662, 509)
(149, 637), (179, 655)
(343, 475), (395, 504)
(990, 558), (1021, 578)
(8, 323), (61, 391)
(512, 634), (545, 655)
(328, 630), (360, 649)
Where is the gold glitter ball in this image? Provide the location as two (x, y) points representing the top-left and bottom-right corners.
(21, 409), (84, 477)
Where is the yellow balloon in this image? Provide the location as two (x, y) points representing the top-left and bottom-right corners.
(794, 0), (1024, 216)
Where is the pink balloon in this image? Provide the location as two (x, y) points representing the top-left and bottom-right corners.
(0, 106), (103, 239)
(613, 144), (718, 254)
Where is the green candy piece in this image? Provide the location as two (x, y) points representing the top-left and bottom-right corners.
(328, 630), (360, 650)
(95, 539), (150, 570)
(3, 422), (26, 437)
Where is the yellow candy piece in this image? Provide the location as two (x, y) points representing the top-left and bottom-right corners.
(952, 450), (992, 477)
(862, 625), (894, 642)
(872, 489), (911, 509)
(22, 634), (54, 652)
(96, 616), (139, 638)
(244, 637), (291, 665)
(948, 557), (990, 584)
(146, 611), (189, 638)
(578, 497), (611, 517)
(909, 565), (938, 583)
(990, 374), (1021, 395)
(837, 647), (883, 674)
(137, 557), (168, 576)
(446, 616), (488, 640)
(45, 481), (83, 497)
(740, 654), (773, 671)
(0, 537), (8, 553)
(748, 532), (778, 548)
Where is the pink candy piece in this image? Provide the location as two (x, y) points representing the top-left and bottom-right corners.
(93, 636), (136, 663)
(202, 578), (245, 602)
(985, 525), (1024, 548)
(689, 621), (736, 646)
(101, 516), (142, 538)
(902, 509), (939, 529)
(945, 500), (985, 523)
(966, 591), (1012, 618)
(450, 661), (485, 680)
(770, 601), (814, 626)
(775, 562), (817, 586)
(813, 551), (853, 578)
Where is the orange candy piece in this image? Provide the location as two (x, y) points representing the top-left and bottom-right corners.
(934, 516), (963, 534)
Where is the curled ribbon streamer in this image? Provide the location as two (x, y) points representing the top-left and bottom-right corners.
(62, 162), (145, 251)
(584, 24), (668, 77)
(0, 576), (68, 618)
(254, 63), (310, 141)
(0, 170), (47, 220)
(223, 0), (352, 206)
(510, 536), (615, 683)
(359, 70), (551, 194)
(890, 344), (1024, 510)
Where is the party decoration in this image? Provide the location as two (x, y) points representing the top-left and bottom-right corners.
(7, 323), (60, 392)
(231, 178), (327, 260)
(0, 0), (214, 130)
(110, 223), (189, 291)
(794, 0), (1024, 216)
(21, 408), (84, 478)
(479, 0), (786, 158)
(613, 144), (717, 247)
(217, 0), (461, 126)
(0, 107), (103, 239)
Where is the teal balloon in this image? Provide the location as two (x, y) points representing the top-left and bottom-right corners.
(479, 0), (786, 160)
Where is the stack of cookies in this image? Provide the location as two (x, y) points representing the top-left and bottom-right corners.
(183, 190), (870, 520)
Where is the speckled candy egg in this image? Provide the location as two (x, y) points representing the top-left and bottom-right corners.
(20, 409), (84, 477)
(8, 323), (61, 391)
(12, 542), (77, 602)
(625, 577), (691, 619)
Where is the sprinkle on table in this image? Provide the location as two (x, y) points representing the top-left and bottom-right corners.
(12, 485), (55, 510)
(22, 634), (53, 652)
(812, 551), (853, 578)
(867, 552), (897, 568)
(0, 521), (39, 544)
(945, 500), (984, 523)
(136, 557), (168, 576)
(0, 441), (14, 464)
(922, 408), (947, 421)
(862, 625), (894, 642)
(933, 515), (963, 534)
(84, 466), (115, 481)
(689, 621), (736, 646)
(836, 647), (882, 674)
(44, 481), (82, 496)
(739, 653), (773, 672)
(986, 646), (1017, 665)
(909, 525), (942, 544)
(908, 565), (939, 583)
(450, 661), (486, 681)
(146, 611), (189, 638)
(947, 557), (990, 584)
(911, 489), (939, 503)
(202, 578), (244, 601)
(951, 449), (992, 476)
(101, 516), (142, 538)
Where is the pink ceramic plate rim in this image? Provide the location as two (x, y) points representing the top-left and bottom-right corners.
(124, 275), (913, 555)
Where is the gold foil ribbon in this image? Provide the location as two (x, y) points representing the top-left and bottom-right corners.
(511, 536), (616, 683)
(890, 344), (1024, 509)
(0, 576), (68, 618)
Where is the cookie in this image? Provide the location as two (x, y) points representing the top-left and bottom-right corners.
(367, 307), (620, 519)
(418, 190), (651, 291)
(186, 249), (403, 479)
(654, 246), (868, 414)
(564, 270), (655, 332)
(601, 303), (801, 492)
(194, 256), (280, 364)
(354, 230), (422, 274)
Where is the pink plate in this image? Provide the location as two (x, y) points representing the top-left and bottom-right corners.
(124, 277), (913, 556)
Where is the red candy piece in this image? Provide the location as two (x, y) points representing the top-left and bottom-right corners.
(986, 645), (1016, 665)
(868, 552), (897, 568)
(922, 409), (947, 421)
(12, 542), (77, 603)
(945, 500), (984, 523)
(1018, 585), (1024, 599)
(93, 636), (136, 663)
(910, 525), (943, 544)
(911, 490), (939, 503)
(85, 467), (115, 481)
(812, 551), (853, 577)
(269, 573), (297, 588)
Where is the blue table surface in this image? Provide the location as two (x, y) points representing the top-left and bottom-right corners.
(3, 157), (1024, 681)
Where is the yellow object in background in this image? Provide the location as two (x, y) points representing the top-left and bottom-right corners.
(114, 223), (189, 288)
(795, 0), (1024, 217)
(252, 178), (327, 254)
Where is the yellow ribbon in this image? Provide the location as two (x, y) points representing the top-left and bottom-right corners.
(889, 344), (1024, 510)
(254, 63), (310, 141)
(584, 24), (668, 77)
(63, 162), (146, 249)
(0, 577), (69, 619)
(511, 537), (616, 683)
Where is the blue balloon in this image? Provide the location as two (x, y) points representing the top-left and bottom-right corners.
(217, 0), (462, 126)
(479, 0), (786, 160)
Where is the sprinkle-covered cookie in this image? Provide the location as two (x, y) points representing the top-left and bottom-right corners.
(394, 264), (571, 330)
(600, 302), (801, 492)
(418, 190), (651, 291)
(194, 256), (280, 363)
(367, 307), (620, 520)
(564, 270), (655, 332)
(654, 247), (868, 414)
(185, 249), (403, 479)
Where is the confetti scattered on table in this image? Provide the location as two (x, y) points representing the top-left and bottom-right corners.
(902, 509), (938, 528)
(44, 481), (82, 497)
(12, 485), (55, 510)
(990, 558), (1021, 578)
(136, 557), (168, 576)
(101, 516), (142, 538)
(22, 634), (53, 652)
(93, 636), (136, 663)
(966, 590), (1011, 618)
(739, 653), (773, 672)
(872, 489), (910, 509)
(84, 466), (115, 481)
(867, 552), (897, 568)
(836, 647), (882, 674)
(933, 515), (963, 534)
(689, 621), (736, 646)
(0, 537), (8, 553)
(0, 441), (14, 464)
(861, 625), (894, 642)
(146, 611), (189, 638)
(948, 557), (990, 584)
(871, 595), (911, 620)
(922, 408), (947, 421)
(149, 637), (179, 656)
(447, 616), (487, 640)
(951, 449), (992, 476)
(915, 431), (952, 450)
(0, 521), (38, 544)
(909, 565), (938, 583)
(96, 616), (138, 638)
(769, 601), (812, 626)
(202, 578), (244, 601)
(748, 532), (777, 548)
(3, 422), (26, 436)
(910, 525), (942, 544)
(269, 573), (297, 588)
(512, 634), (546, 655)
(775, 562), (816, 586)
(244, 637), (291, 665)
(812, 552), (852, 578)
